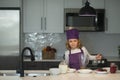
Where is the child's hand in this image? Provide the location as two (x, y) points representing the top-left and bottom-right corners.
(96, 54), (102, 60)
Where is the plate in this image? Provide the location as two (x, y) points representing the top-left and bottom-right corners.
(67, 68), (76, 73)
(95, 68), (108, 74)
(78, 69), (92, 74)
(102, 67), (110, 72)
(95, 71), (108, 74)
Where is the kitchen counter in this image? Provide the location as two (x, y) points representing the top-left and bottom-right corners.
(25, 56), (120, 62)
(0, 70), (120, 80)
(22, 71), (120, 80)
(24, 59), (61, 62)
(0, 76), (22, 80)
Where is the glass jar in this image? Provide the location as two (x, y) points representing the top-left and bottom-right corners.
(110, 63), (117, 73)
(59, 60), (68, 74)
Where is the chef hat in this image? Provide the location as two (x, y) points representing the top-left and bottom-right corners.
(66, 29), (79, 40)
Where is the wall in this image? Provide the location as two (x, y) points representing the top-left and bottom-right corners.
(53, 32), (120, 58)
(24, 32), (120, 59)
(75, 32), (120, 57)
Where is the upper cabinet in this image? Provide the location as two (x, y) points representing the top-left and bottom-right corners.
(64, 0), (82, 8)
(23, 0), (64, 33)
(105, 0), (120, 33)
(64, 0), (105, 9)
(0, 0), (20, 7)
(22, 0), (43, 33)
(89, 0), (105, 9)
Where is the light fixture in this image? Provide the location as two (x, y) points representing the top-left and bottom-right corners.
(79, 0), (96, 16)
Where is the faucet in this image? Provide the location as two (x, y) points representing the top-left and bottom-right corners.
(20, 47), (35, 77)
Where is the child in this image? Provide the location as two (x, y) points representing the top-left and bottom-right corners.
(64, 29), (102, 70)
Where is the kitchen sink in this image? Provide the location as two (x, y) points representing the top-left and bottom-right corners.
(0, 73), (20, 76)
(0, 70), (50, 77)
(24, 70), (50, 77)
(0, 73), (3, 76)
(25, 73), (50, 77)
(0, 73), (50, 77)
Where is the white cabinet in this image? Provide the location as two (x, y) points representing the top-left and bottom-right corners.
(105, 0), (120, 33)
(44, 0), (64, 33)
(64, 0), (105, 9)
(89, 0), (105, 9)
(0, 0), (20, 7)
(64, 0), (82, 8)
(23, 0), (64, 33)
(23, 0), (43, 33)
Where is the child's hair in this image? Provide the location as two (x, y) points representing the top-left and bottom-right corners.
(66, 39), (83, 50)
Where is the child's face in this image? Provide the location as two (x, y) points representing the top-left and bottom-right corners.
(68, 39), (79, 49)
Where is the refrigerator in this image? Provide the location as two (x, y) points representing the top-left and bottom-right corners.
(0, 8), (20, 70)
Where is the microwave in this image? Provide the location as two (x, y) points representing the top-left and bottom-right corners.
(65, 9), (105, 32)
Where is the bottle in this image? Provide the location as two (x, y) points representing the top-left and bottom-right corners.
(59, 60), (68, 74)
(110, 63), (117, 73)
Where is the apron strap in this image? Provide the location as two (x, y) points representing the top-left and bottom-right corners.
(69, 48), (84, 54)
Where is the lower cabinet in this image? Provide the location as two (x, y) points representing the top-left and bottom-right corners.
(24, 61), (60, 70)
(0, 56), (19, 70)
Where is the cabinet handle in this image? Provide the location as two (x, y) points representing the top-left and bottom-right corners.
(44, 17), (46, 30)
(105, 17), (108, 31)
(41, 17), (43, 30)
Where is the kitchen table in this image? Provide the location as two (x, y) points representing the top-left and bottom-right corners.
(22, 70), (120, 80)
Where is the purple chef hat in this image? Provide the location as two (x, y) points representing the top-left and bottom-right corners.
(66, 29), (79, 40)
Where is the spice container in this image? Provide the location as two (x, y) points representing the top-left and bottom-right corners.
(110, 63), (117, 73)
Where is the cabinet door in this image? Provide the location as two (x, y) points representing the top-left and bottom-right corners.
(105, 0), (120, 33)
(23, 0), (64, 33)
(64, 0), (82, 8)
(24, 61), (60, 70)
(23, 0), (44, 33)
(44, 0), (64, 33)
(0, 0), (20, 7)
(64, 0), (104, 9)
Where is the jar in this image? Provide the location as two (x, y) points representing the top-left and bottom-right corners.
(110, 63), (117, 73)
(59, 60), (68, 74)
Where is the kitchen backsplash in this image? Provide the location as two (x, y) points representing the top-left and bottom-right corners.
(24, 33), (63, 60)
(24, 32), (120, 60)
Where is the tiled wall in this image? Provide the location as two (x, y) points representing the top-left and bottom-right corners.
(24, 32), (120, 59)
